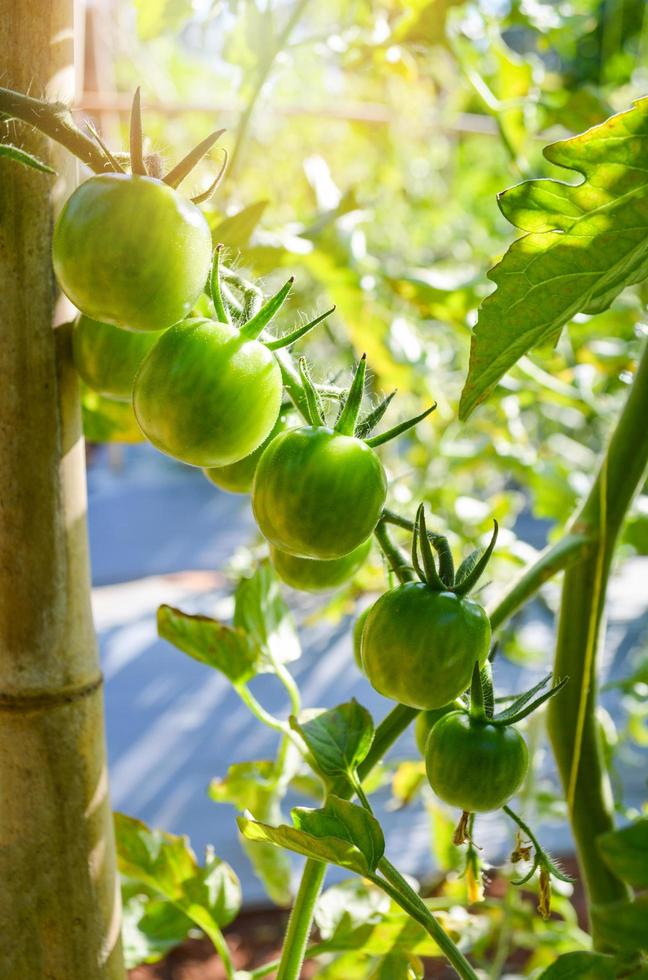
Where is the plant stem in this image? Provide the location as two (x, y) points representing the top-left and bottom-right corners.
(374, 519), (415, 583)
(201, 924), (235, 980)
(548, 340), (648, 931)
(0, 85), (111, 172)
(358, 703), (418, 780)
(488, 531), (589, 630)
(275, 859), (327, 980)
(371, 861), (479, 980)
(228, 0), (312, 178)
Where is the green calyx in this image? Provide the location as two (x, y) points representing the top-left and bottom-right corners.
(468, 661), (569, 727)
(410, 504), (498, 596)
(87, 86), (227, 203)
(296, 352), (436, 445)
(209, 251), (335, 352)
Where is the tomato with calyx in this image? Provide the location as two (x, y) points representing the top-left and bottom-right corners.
(425, 711), (528, 812)
(252, 426), (387, 560)
(361, 583), (490, 710)
(133, 318), (282, 468)
(414, 701), (462, 756)
(73, 315), (164, 402)
(203, 412), (288, 495)
(270, 537), (371, 593)
(53, 174), (212, 332)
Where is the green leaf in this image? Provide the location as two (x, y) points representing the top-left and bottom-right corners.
(459, 98), (648, 419)
(238, 814), (370, 876)
(590, 896), (648, 954)
(115, 813), (241, 938)
(121, 893), (194, 969)
(238, 796), (385, 876)
(157, 604), (261, 684)
(0, 143), (55, 174)
(292, 797), (385, 874)
(537, 951), (618, 979)
(212, 201), (268, 250)
(233, 562), (300, 666)
(209, 760), (292, 906)
(597, 818), (648, 888)
(290, 700), (374, 781)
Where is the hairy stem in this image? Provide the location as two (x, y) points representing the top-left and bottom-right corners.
(548, 340), (648, 932)
(275, 859), (327, 980)
(371, 862), (479, 980)
(0, 86), (111, 172)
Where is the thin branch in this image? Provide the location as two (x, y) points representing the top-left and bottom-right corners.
(0, 86), (113, 173)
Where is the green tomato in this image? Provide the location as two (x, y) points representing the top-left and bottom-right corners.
(361, 582), (491, 709)
(425, 711), (528, 812)
(352, 606), (371, 670)
(414, 702), (462, 756)
(252, 426), (387, 559)
(270, 537), (371, 593)
(81, 387), (144, 444)
(53, 174), (212, 332)
(203, 411), (288, 495)
(133, 318), (282, 468)
(72, 315), (164, 402)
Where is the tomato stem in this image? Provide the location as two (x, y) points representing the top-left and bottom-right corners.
(275, 859), (327, 980)
(210, 246), (230, 324)
(374, 520), (415, 584)
(0, 85), (112, 173)
(548, 339), (648, 928)
(371, 860), (480, 980)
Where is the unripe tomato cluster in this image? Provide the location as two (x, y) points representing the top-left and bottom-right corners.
(54, 167), (528, 817)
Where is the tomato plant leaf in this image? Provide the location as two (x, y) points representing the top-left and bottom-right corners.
(290, 700), (375, 780)
(459, 98), (648, 419)
(157, 604), (261, 684)
(233, 561), (300, 666)
(537, 951), (618, 979)
(590, 896), (648, 953)
(239, 798), (384, 877)
(597, 818), (648, 888)
(292, 797), (385, 873)
(211, 200), (269, 250)
(0, 142), (55, 174)
(238, 814), (371, 876)
(115, 814), (241, 935)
